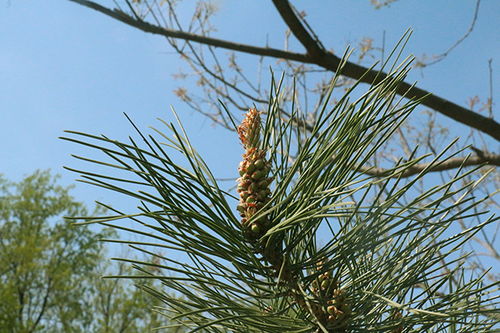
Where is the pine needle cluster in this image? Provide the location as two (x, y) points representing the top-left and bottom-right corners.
(62, 50), (499, 332)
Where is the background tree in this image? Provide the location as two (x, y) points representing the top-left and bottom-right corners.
(89, 260), (176, 333)
(0, 170), (175, 332)
(66, 0), (499, 286)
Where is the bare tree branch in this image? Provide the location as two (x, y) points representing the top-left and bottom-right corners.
(68, 0), (500, 142)
(271, 0), (325, 58)
(68, 0), (308, 61)
(359, 151), (500, 178)
(270, 0), (500, 141)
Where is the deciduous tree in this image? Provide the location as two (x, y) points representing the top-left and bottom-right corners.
(0, 171), (174, 332)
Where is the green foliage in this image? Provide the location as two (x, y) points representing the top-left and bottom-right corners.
(0, 171), (174, 332)
(0, 170), (104, 332)
(90, 261), (168, 333)
(63, 53), (499, 332)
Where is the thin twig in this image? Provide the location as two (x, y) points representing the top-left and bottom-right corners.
(488, 58), (493, 118)
(420, 0), (481, 67)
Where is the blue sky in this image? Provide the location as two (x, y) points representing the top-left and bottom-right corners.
(1, 1), (498, 232)
(1, 2), (499, 325)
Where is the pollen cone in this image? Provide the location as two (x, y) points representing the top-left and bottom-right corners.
(237, 109), (272, 238)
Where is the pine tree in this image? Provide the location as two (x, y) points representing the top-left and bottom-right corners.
(63, 52), (499, 332)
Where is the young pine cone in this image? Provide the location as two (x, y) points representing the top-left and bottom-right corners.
(236, 109), (273, 238)
(311, 260), (351, 330)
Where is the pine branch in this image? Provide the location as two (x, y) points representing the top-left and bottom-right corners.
(62, 68), (500, 331)
(68, 0), (500, 141)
